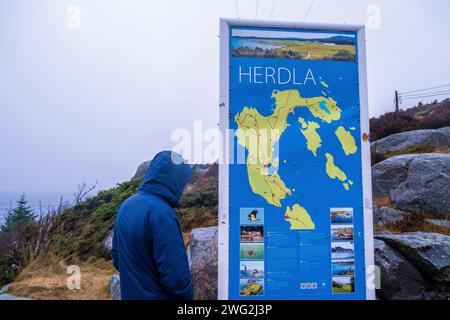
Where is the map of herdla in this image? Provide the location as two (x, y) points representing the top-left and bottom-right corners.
(235, 87), (357, 230)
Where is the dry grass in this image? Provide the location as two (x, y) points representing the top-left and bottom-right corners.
(8, 255), (116, 300)
(373, 197), (450, 236)
(373, 196), (392, 207)
(375, 213), (450, 236)
(371, 145), (450, 165)
(385, 147), (450, 159)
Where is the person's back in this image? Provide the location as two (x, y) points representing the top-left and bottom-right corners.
(112, 151), (194, 300)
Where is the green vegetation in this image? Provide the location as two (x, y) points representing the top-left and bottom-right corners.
(48, 179), (141, 260)
(1, 194), (35, 233)
(0, 195), (37, 285)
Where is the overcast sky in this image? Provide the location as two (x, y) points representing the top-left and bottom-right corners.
(0, 0), (449, 193)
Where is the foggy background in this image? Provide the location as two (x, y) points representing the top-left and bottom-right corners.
(1, 0), (449, 199)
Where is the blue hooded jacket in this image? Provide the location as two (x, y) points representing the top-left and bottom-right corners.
(112, 151), (194, 300)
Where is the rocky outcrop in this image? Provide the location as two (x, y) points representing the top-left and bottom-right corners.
(372, 155), (415, 199)
(0, 284), (32, 300)
(371, 127), (450, 157)
(103, 229), (114, 257)
(0, 284), (10, 295)
(374, 239), (426, 300)
(109, 274), (121, 300)
(132, 160), (214, 181)
(132, 161), (150, 180)
(0, 294), (32, 300)
(375, 232), (450, 283)
(186, 226), (218, 300)
(373, 205), (409, 226)
(372, 154), (450, 217)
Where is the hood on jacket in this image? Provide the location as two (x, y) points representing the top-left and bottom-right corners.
(139, 151), (193, 205)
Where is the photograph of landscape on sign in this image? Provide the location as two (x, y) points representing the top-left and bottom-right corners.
(239, 279), (264, 296)
(231, 31), (356, 61)
(240, 244), (264, 260)
(240, 261), (264, 279)
(332, 276), (355, 294)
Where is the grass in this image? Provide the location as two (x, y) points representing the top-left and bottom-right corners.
(373, 197), (450, 236)
(8, 255), (115, 300)
(372, 144), (450, 165)
(47, 179), (141, 261)
(271, 41), (356, 60)
(373, 196), (392, 207)
(374, 212), (450, 236)
(384, 145), (450, 159)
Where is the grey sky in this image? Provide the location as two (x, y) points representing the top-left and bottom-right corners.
(1, 0), (449, 193)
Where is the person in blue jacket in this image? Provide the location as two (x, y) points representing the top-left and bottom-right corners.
(112, 151), (194, 300)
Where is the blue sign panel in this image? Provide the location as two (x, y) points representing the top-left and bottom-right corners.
(225, 24), (372, 300)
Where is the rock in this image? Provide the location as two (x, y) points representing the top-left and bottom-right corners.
(109, 274), (121, 300)
(422, 282), (450, 300)
(371, 154), (415, 199)
(103, 229), (114, 256)
(373, 205), (409, 226)
(0, 284), (10, 295)
(375, 232), (450, 282)
(374, 239), (426, 300)
(425, 219), (450, 229)
(187, 226), (218, 300)
(371, 127), (450, 157)
(372, 154), (450, 217)
(374, 230), (394, 237)
(390, 154), (450, 217)
(0, 294), (32, 300)
(132, 160), (213, 181)
(132, 160), (150, 180)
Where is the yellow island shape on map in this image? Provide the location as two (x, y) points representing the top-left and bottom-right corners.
(335, 126), (357, 156)
(284, 204), (315, 230)
(298, 117), (322, 156)
(235, 89), (342, 207)
(325, 153), (353, 190)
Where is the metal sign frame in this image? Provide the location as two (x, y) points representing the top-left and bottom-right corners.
(218, 18), (375, 300)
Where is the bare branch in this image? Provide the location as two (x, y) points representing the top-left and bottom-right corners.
(72, 180), (98, 204)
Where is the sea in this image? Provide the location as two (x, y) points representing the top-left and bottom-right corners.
(232, 38), (284, 50)
(0, 191), (73, 224)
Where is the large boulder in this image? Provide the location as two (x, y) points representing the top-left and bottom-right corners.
(375, 232), (450, 283)
(372, 154), (450, 217)
(186, 226), (218, 300)
(371, 154), (415, 199)
(374, 239), (426, 300)
(373, 205), (409, 226)
(109, 274), (121, 300)
(371, 127), (450, 157)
